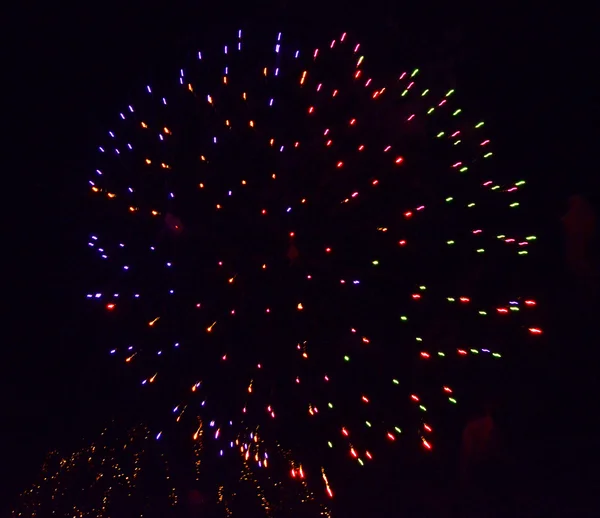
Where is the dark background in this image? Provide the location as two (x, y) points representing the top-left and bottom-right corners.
(4, 1), (598, 515)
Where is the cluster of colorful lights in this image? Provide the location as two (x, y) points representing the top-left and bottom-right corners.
(14, 422), (323, 516)
(13, 425), (177, 516)
(83, 29), (541, 512)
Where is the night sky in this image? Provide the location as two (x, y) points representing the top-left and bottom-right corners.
(4, 1), (598, 515)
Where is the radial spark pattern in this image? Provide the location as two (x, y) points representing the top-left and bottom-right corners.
(85, 29), (540, 512)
